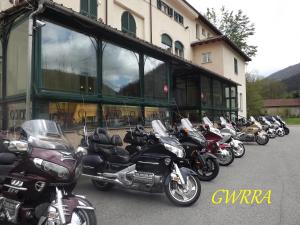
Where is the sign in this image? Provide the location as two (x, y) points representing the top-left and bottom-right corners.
(163, 84), (169, 93)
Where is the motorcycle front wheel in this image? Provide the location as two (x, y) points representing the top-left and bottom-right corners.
(165, 175), (201, 207)
(218, 148), (235, 166)
(256, 134), (269, 145)
(234, 143), (246, 158)
(284, 127), (290, 135)
(69, 209), (97, 225)
(193, 158), (219, 181)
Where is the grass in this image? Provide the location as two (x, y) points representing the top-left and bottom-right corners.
(286, 117), (300, 125)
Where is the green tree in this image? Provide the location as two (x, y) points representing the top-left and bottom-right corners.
(206, 7), (257, 57)
(260, 79), (287, 99)
(246, 73), (263, 115)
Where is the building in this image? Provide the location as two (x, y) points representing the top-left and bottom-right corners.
(263, 99), (300, 117)
(0, 0), (250, 132)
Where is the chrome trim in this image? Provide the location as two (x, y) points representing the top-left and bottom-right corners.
(3, 184), (27, 191)
(137, 161), (159, 165)
(76, 206), (94, 210)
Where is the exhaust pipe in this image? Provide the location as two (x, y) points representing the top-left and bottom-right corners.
(82, 173), (124, 186)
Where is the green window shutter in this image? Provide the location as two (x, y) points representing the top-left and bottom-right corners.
(161, 34), (172, 47)
(157, 0), (161, 9)
(121, 12), (129, 32)
(80, 0), (88, 16)
(90, 0), (98, 19)
(122, 12), (136, 37)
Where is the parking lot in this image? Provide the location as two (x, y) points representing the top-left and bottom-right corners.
(75, 126), (300, 225)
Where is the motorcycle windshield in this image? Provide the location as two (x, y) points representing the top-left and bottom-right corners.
(203, 117), (213, 127)
(22, 120), (72, 151)
(151, 120), (169, 137)
(220, 117), (227, 126)
(181, 118), (207, 145)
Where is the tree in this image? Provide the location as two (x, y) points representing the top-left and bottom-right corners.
(260, 79), (287, 99)
(206, 7), (257, 58)
(246, 73), (263, 115)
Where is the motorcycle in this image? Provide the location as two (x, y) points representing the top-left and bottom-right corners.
(275, 115), (290, 135)
(80, 120), (201, 207)
(265, 116), (285, 137)
(234, 117), (269, 145)
(0, 119), (97, 225)
(259, 116), (277, 139)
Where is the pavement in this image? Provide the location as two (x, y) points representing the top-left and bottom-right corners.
(75, 126), (300, 225)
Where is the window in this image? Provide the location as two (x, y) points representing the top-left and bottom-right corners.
(174, 11), (184, 24)
(231, 87), (237, 109)
(121, 11), (136, 37)
(41, 22), (97, 94)
(80, 0), (97, 19)
(207, 33), (211, 38)
(213, 80), (223, 107)
(157, 0), (173, 17)
(239, 93), (243, 111)
(161, 33), (172, 52)
(201, 76), (212, 107)
(144, 56), (168, 100)
(196, 24), (200, 39)
(7, 19), (28, 96)
(102, 42), (140, 97)
(234, 58), (238, 74)
(7, 102), (26, 129)
(144, 107), (170, 125)
(102, 105), (142, 128)
(36, 101), (98, 130)
(202, 28), (206, 36)
(202, 52), (212, 63)
(175, 41), (184, 58)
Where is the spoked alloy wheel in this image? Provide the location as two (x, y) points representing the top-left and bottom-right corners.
(256, 134), (269, 145)
(277, 130), (285, 137)
(194, 158), (219, 181)
(217, 148), (235, 166)
(234, 143), (246, 158)
(165, 175), (201, 206)
(69, 209), (97, 225)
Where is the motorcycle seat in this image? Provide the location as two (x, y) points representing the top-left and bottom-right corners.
(0, 152), (17, 165)
(92, 143), (130, 164)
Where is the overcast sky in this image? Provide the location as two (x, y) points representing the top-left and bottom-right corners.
(187, 0), (300, 76)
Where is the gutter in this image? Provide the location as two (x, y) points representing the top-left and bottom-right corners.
(25, 0), (45, 120)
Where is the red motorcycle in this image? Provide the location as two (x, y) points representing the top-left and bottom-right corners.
(200, 125), (235, 166)
(0, 120), (97, 225)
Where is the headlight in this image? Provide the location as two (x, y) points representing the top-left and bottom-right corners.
(164, 143), (185, 158)
(33, 158), (70, 180)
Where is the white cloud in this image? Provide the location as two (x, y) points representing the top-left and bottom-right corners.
(187, 0), (300, 76)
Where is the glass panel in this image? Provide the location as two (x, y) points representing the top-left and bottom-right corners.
(121, 12), (136, 36)
(180, 110), (201, 124)
(36, 101), (98, 130)
(102, 105), (142, 128)
(102, 42), (140, 97)
(231, 87), (236, 97)
(213, 80), (222, 107)
(201, 76), (211, 107)
(41, 22), (97, 94)
(144, 107), (170, 126)
(187, 79), (200, 105)
(231, 98), (236, 109)
(7, 102), (26, 129)
(7, 19), (29, 96)
(144, 56), (168, 100)
(175, 77), (186, 106)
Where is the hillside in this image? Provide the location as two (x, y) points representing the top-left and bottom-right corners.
(267, 63), (300, 92)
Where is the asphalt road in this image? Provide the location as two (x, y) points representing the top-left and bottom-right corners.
(75, 126), (300, 225)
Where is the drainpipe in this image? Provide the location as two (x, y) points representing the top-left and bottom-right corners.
(149, 0), (152, 43)
(25, 0), (45, 120)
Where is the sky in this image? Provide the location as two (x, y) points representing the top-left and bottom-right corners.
(187, 0), (300, 76)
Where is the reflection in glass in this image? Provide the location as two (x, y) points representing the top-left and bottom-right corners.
(175, 77), (186, 106)
(36, 101), (98, 130)
(180, 110), (201, 124)
(7, 19), (28, 96)
(144, 107), (170, 125)
(144, 56), (168, 100)
(7, 102), (26, 129)
(102, 105), (142, 128)
(201, 76), (211, 107)
(102, 42), (140, 97)
(213, 80), (222, 107)
(187, 79), (200, 105)
(41, 22), (97, 94)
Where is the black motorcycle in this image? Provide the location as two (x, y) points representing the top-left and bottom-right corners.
(275, 115), (290, 135)
(81, 120), (201, 206)
(0, 120), (96, 225)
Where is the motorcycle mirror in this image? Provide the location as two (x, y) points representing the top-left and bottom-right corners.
(8, 140), (28, 153)
(75, 146), (88, 156)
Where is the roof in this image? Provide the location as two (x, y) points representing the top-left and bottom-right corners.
(264, 98), (300, 107)
(0, 0), (240, 86)
(191, 36), (252, 62)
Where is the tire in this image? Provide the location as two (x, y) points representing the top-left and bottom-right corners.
(256, 134), (269, 145)
(92, 179), (114, 191)
(217, 148), (235, 166)
(193, 158), (219, 181)
(70, 209), (97, 225)
(277, 130), (285, 137)
(284, 127), (290, 135)
(234, 143), (246, 158)
(165, 175), (201, 207)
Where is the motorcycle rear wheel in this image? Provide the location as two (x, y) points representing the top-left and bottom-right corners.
(194, 158), (219, 181)
(69, 209), (97, 225)
(165, 175), (201, 207)
(284, 127), (290, 135)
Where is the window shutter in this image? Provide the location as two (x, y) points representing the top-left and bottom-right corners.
(121, 12), (129, 32)
(90, 0), (98, 19)
(80, 0), (88, 16)
(168, 7), (173, 17)
(157, 0), (161, 9)
(129, 14), (136, 36)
